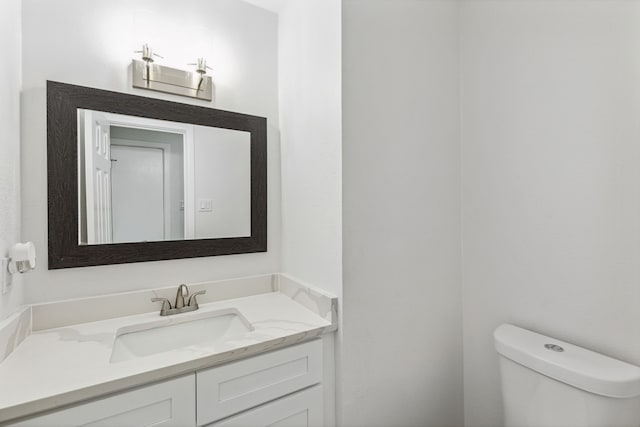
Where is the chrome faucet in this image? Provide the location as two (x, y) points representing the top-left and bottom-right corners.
(151, 284), (206, 316)
(175, 284), (189, 308)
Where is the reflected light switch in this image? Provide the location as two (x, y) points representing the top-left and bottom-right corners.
(198, 199), (213, 212)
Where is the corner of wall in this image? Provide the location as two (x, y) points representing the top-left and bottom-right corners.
(0, 0), (25, 322)
(277, 0), (343, 298)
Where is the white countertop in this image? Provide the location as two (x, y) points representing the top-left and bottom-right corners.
(0, 291), (332, 424)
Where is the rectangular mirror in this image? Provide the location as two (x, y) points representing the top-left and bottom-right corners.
(78, 110), (251, 245)
(48, 81), (266, 269)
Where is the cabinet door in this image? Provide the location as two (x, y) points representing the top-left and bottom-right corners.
(9, 375), (195, 427)
(197, 339), (322, 426)
(206, 385), (323, 427)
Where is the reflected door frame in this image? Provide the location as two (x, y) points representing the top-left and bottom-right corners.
(99, 113), (196, 240)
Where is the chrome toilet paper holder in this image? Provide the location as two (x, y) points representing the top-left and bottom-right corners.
(8, 242), (37, 274)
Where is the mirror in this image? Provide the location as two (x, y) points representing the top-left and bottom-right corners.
(48, 81), (267, 269)
(78, 110), (251, 245)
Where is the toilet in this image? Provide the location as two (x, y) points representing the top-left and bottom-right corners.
(494, 324), (640, 427)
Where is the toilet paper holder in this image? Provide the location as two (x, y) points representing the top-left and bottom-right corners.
(8, 242), (36, 274)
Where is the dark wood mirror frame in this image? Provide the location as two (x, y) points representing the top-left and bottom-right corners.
(47, 81), (267, 269)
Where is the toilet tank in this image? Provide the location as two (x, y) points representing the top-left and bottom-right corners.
(494, 324), (640, 427)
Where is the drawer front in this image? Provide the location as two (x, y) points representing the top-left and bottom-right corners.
(206, 385), (323, 427)
(9, 375), (196, 427)
(196, 339), (322, 426)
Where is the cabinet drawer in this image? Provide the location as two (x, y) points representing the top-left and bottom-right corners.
(9, 375), (196, 427)
(206, 385), (323, 427)
(196, 339), (322, 426)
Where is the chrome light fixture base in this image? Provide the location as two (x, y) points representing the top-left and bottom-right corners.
(132, 59), (213, 101)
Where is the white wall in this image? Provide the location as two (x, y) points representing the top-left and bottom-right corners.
(342, 1), (462, 426)
(461, 1), (640, 426)
(0, 0), (24, 321)
(21, 0), (281, 303)
(279, 0), (343, 297)
(277, 2), (342, 426)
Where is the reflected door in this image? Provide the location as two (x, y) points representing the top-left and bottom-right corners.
(111, 145), (165, 243)
(83, 111), (113, 244)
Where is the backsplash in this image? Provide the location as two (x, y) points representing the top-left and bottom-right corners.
(30, 275), (275, 331)
(276, 274), (338, 329)
(0, 308), (30, 364)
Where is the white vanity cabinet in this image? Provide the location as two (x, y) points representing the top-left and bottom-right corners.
(196, 339), (323, 426)
(9, 375), (196, 427)
(206, 385), (323, 427)
(7, 340), (324, 427)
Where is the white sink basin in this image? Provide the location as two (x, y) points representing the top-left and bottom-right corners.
(110, 308), (253, 362)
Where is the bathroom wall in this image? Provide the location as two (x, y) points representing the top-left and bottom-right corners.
(277, 2), (342, 426)
(461, 1), (640, 425)
(21, 0), (281, 303)
(342, 1), (463, 426)
(278, 0), (343, 297)
(0, 0), (24, 321)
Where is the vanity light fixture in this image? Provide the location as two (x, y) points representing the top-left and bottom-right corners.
(132, 44), (213, 101)
(135, 43), (162, 64)
(134, 44), (163, 83)
(188, 58), (213, 93)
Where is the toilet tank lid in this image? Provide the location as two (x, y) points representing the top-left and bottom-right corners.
(494, 324), (640, 398)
